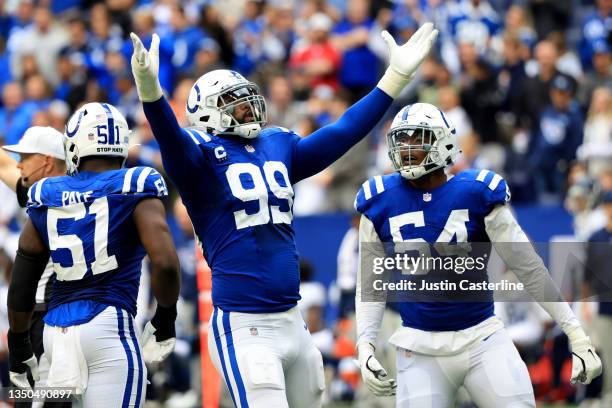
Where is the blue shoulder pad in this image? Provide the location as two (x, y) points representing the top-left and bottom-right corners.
(119, 166), (169, 198)
(354, 175), (389, 213)
(467, 169), (511, 209)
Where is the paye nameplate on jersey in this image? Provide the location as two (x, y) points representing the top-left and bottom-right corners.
(359, 241), (611, 303)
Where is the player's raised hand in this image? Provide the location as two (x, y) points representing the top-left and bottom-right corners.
(357, 343), (396, 396)
(130, 32), (163, 102)
(140, 304), (177, 364)
(568, 327), (602, 385)
(8, 330), (39, 389)
(377, 22), (438, 98)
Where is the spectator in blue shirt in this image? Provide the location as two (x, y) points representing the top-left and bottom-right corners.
(447, 0), (502, 53)
(124, 8), (174, 94)
(0, 82), (36, 145)
(23, 74), (51, 111)
(232, 0), (265, 76)
(580, 0), (612, 71)
(169, 5), (206, 75)
(332, 0), (381, 101)
(531, 74), (583, 201)
(88, 4), (124, 78)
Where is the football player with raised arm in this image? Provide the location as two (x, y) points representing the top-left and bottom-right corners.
(130, 22), (438, 408)
(354, 103), (602, 407)
(6, 103), (180, 407)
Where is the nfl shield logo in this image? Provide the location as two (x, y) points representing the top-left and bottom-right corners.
(423, 193), (432, 202)
(245, 144), (255, 153)
(88, 132), (95, 141)
(250, 327), (258, 336)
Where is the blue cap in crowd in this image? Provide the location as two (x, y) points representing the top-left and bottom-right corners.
(551, 74), (577, 96)
(592, 39), (611, 55)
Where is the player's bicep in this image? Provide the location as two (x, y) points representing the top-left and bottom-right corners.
(18, 219), (48, 258)
(133, 198), (178, 268)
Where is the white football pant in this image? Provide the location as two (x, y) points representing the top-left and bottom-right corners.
(396, 329), (535, 408)
(44, 306), (147, 407)
(208, 306), (325, 408)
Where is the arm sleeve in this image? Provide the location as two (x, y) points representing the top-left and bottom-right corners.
(356, 215), (387, 347)
(16, 178), (28, 208)
(485, 205), (580, 335)
(291, 88), (393, 182)
(142, 97), (203, 189)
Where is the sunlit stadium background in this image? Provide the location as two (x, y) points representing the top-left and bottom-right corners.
(0, 0), (609, 407)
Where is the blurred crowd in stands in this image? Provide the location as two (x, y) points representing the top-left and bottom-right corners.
(0, 0), (608, 406)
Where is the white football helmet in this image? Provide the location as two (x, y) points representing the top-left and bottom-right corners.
(64, 102), (130, 175)
(387, 103), (460, 180)
(185, 69), (267, 139)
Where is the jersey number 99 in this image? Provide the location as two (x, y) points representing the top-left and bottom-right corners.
(226, 161), (294, 229)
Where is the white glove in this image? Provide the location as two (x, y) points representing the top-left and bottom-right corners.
(377, 22), (438, 98)
(9, 355), (39, 389)
(567, 327), (602, 385)
(130, 32), (163, 102)
(357, 342), (396, 396)
(140, 321), (176, 364)
(8, 330), (39, 389)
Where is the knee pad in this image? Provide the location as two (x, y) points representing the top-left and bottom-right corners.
(240, 346), (285, 391)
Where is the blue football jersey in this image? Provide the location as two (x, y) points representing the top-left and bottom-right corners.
(174, 126), (301, 313)
(27, 166), (168, 326)
(143, 89), (394, 313)
(355, 169), (510, 331)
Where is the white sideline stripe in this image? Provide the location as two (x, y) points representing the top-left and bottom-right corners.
(122, 168), (137, 193)
(136, 167), (153, 192)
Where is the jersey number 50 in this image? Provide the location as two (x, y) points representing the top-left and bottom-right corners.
(226, 161), (294, 229)
(47, 197), (118, 281)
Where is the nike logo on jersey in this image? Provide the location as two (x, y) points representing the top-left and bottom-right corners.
(62, 190), (93, 206)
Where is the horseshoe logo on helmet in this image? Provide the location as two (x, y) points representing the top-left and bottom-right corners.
(65, 109), (86, 138)
(187, 83), (201, 114)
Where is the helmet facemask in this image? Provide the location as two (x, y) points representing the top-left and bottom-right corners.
(213, 83), (267, 139)
(387, 125), (447, 180)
